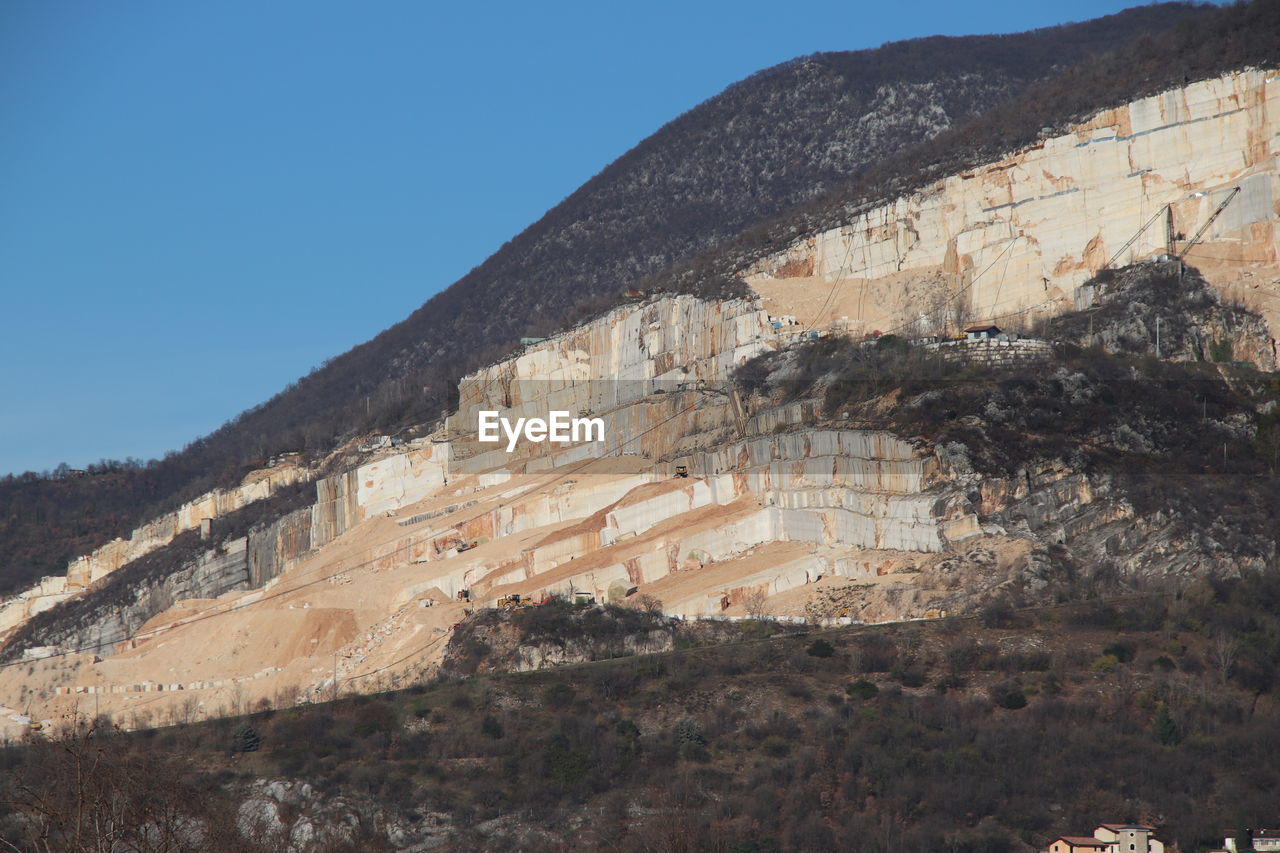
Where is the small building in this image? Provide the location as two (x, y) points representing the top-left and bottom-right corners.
(1048, 824), (1164, 853)
(1255, 830), (1280, 852)
(1094, 824), (1163, 853)
(1050, 837), (1110, 853)
(964, 324), (1003, 341)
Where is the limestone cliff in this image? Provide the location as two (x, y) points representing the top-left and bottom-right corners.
(746, 69), (1280, 343)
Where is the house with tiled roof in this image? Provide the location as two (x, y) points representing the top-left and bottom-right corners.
(1046, 824), (1164, 853)
(1050, 837), (1111, 853)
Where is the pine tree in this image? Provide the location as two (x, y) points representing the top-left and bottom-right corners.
(231, 722), (263, 753)
(1153, 703), (1180, 746)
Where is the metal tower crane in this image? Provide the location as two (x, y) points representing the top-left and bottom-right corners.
(1177, 186), (1241, 261)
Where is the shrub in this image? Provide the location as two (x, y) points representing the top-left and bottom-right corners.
(674, 718), (707, 747)
(992, 685), (1027, 710)
(1102, 641), (1135, 663)
(846, 679), (879, 700)
(481, 715), (504, 739)
(933, 674), (966, 694)
(893, 665), (927, 688)
(806, 639), (835, 658)
(761, 736), (791, 758)
(1091, 654), (1120, 673)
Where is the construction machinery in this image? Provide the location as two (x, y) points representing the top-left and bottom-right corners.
(1178, 186), (1241, 260)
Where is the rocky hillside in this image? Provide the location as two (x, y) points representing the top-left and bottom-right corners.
(4, 581), (1280, 852)
(5, 18), (1280, 751)
(0, 3), (1214, 596)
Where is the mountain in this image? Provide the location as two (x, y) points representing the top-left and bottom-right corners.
(0, 3), (1212, 596)
(4, 5), (1280, 849)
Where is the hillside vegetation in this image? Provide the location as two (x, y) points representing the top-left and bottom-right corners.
(4, 581), (1280, 851)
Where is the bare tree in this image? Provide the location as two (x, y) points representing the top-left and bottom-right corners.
(1213, 630), (1239, 684)
(636, 594), (665, 615)
(0, 717), (244, 852)
(744, 588), (771, 619)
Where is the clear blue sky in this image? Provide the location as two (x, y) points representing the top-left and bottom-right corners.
(0, 0), (1188, 476)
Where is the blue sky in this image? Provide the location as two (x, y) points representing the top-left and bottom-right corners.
(0, 0), (1191, 476)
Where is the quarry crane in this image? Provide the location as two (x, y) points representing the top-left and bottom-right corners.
(1177, 186), (1241, 261)
(1104, 204), (1169, 270)
(681, 382), (749, 437)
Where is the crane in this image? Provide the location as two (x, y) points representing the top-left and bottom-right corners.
(1177, 186), (1241, 261)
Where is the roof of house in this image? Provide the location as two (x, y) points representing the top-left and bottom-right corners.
(964, 324), (1001, 333)
(1255, 830), (1280, 838)
(1057, 838), (1110, 848)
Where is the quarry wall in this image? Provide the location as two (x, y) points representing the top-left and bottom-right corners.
(24, 538), (253, 658)
(448, 295), (773, 444)
(747, 68), (1280, 338)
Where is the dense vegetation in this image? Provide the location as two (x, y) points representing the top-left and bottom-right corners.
(5, 580), (1280, 851)
(0, 481), (316, 662)
(0, 451), (306, 597)
(0, 4), (1216, 595)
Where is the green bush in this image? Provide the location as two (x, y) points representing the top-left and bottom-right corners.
(992, 685), (1027, 710)
(1091, 654), (1120, 673)
(846, 679), (879, 700)
(806, 639), (835, 658)
(481, 715), (504, 739)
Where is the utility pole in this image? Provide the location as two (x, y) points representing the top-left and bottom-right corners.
(1156, 317), (1161, 359)
(333, 651), (339, 703)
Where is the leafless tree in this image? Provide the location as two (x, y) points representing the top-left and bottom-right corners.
(1213, 630), (1239, 683)
(0, 717), (245, 852)
(744, 588), (771, 619)
(636, 594), (664, 615)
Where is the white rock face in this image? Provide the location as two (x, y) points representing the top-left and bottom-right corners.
(747, 69), (1280, 339)
(448, 295), (774, 443)
(356, 444), (449, 520)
